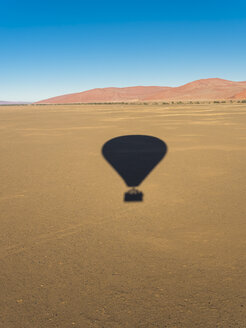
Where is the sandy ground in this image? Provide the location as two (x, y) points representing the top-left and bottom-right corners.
(0, 103), (246, 328)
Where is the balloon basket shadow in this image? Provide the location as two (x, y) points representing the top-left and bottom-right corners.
(124, 188), (143, 202)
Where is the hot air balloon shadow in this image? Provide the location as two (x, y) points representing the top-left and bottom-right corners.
(102, 135), (167, 202)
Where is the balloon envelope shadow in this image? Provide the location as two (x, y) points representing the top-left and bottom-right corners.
(102, 135), (167, 202)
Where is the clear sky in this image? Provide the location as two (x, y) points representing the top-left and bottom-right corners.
(1, 0), (246, 101)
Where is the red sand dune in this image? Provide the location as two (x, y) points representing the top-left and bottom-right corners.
(144, 78), (246, 101)
(232, 89), (246, 99)
(36, 78), (246, 104)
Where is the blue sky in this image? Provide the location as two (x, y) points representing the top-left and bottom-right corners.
(1, 0), (246, 101)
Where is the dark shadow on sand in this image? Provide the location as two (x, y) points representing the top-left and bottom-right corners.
(102, 135), (167, 202)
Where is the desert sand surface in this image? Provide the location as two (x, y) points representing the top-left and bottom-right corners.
(0, 103), (246, 328)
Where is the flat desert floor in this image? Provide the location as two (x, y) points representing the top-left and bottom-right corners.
(0, 103), (246, 328)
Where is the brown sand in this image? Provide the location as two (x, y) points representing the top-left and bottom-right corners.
(0, 103), (246, 327)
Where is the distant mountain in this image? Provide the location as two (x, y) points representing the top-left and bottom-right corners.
(0, 101), (31, 105)
(36, 78), (246, 104)
(0, 101), (14, 105)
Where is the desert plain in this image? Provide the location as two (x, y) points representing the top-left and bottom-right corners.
(0, 103), (246, 327)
